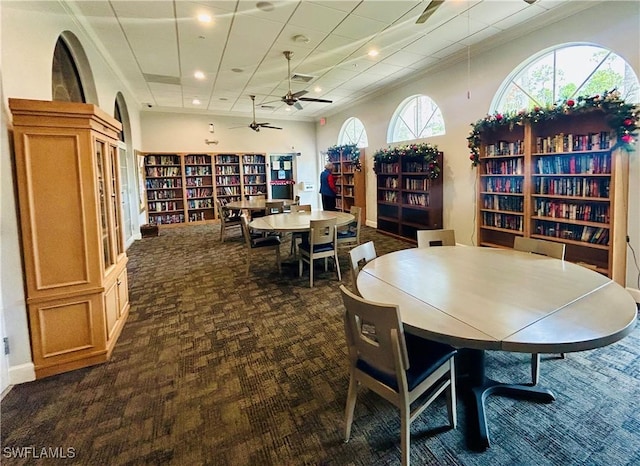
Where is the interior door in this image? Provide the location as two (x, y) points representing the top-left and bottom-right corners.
(269, 154), (296, 200)
(118, 144), (134, 246)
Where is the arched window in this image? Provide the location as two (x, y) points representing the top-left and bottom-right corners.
(52, 38), (85, 102)
(337, 117), (368, 148)
(388, 95), (445, 143)
(492, 43), (639, 113)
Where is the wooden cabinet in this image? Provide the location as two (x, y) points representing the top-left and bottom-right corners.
(328, 149), (366, 222)
(9, 98), (130, 378)
(142, 152), (268, 225)
(477, 111), (628, 283)
(376, 152), (443, 242)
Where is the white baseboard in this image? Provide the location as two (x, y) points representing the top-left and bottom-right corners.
(365, 220), (377, 229)
(9, 362), (35, 385)
(626, 287), (640, 304)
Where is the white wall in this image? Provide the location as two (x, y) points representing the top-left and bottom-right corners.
(1, 1), (143, 385)
(140, 112), (321, 208)
(316, 0), (640, 296)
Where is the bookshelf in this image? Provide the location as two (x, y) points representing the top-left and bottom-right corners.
(142, 152), (269, 225)
(9, 99), (130, 378)
(476, 111), (628, 282)
(327, 148), (366, 222)
(376, 152), (444, 242)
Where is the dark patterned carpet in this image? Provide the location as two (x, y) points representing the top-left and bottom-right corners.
(1, 224), (639, 465)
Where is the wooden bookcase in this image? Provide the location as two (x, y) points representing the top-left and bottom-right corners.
(376, 152), (444, 242)
(477, 111), (628, 283)
(142, 152), (268, 225)
(10, 98), (130, 378)
(328, 149), (366, 222)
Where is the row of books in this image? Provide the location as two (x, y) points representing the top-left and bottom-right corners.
(403, 162), (436, 173)
(187, 199), (213, 209)
(405, 178), (433, 191)
(403, 193), (430, 207)
(535, 131), (611, 153)
(381, 177), (399, 188)
(482, 212), (524, 231)
(215, 176), (241, 186)
(343, 187), (354, 197)
(215, 155), (239, 164)
(243, 166), (266, 174)
(216, 166), (239, 175)
(482, 176), (523, 194)
(146, 166), (180, 177)
(147, 190), (179, 200)
(146, 178), (182, 189)
(243, 175), (266, 184)
(188, 212), (209, 222)
(377, 163), (400, 174)
(148, 201), (182, 212)
(534, 220), (609, 245)
(244, 186), (265, 195)
(534, 153), (610, 175)
(483, 158), (524, 175)
(242, 155), (265, 164)
(534, 177), (610, 198)
(482, 194), (524, 212)
(145, 155), (180, 166)
(216, 186), (240, 196)
(186, 177), (211, 187)
(380, 191), (398, 203)
(533, 200), (609, 224)
(186, 188), (212, 198)
(184, 155), (210, 165)
(342, 175), (355, 185)
(185, 166), (211, 176)
(149, 213), (185, 225)
(485, 140), (524, 157)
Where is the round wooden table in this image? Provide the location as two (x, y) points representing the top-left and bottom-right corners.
(249, 210), (355, 233)
(357, 246), (637, 450)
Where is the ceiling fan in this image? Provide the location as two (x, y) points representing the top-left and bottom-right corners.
(231, 95), (282, 132)
(415, 0), (445, 24)
(267, 51), (333, 110)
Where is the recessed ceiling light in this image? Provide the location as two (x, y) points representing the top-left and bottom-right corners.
(314, 86), (322, 93)
(256, 1), (274, 12)
(192, 98), (201, 105)
(219, 97), (228, 101)
(194, 71), (205, 80)
(368, 49), (379, 57)
(197, 13), (212, 23)
(231, 68), (244, 73)
(285, 107), (291, 112)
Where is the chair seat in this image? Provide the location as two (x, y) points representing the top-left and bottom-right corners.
(299, 242), (335, 253)
(357, 334), (457, 391)
(337, 230), (357, 239)
(251, 236), (281, 248)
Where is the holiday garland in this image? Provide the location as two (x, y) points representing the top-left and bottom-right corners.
(325, 144), (362, 171)
(373, 142), (441, 179)
(467, 89), (639, 167)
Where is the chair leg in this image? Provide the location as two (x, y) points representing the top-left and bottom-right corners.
(245, 253), (250, 276)
(344, 375), (358, 442)
(299, 256), (303, 277)
(400, 402), (411, 466)
(447, 359), (457, 428)
(310, 257), (314, 287)
(335, 252), (341, 281)
(220, 224), (225, 242)
(531, 353), (540, 385)
(276, 247), (281, 274)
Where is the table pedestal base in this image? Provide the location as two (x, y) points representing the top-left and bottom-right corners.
(459, 349), (555, 451)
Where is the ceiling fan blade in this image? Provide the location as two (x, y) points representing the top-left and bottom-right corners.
(415, 0), (444, 24)
(299, 97), (333, 104)
(291, 90), (308, 99)
(261, 125), (282, 130)
(294, 101), (303, 110)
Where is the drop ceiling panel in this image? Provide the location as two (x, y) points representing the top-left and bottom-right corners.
(351, 1), (422, 22)
(287, 1), (350, 32)
(331, 14), (388, 41)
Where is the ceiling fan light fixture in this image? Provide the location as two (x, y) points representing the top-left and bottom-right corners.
(256, 1), (274, 12)
(231, 68), (244, 73)
(523, 0), (537, 3)
(292, 34), (309, 44)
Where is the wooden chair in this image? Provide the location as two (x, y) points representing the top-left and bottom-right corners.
(289, 204), (312, 257)
(264, 200), (285, 215)
(513, 236), (567, 385)
(240, 216), (281, 276)
(298, 218), (341, 287)
(337, 206), (362, 249)
(348, 241), (377, 292)
(215, 199), (242, 242)
(340, 285), (457, 466)
(416, 229), (456, 248)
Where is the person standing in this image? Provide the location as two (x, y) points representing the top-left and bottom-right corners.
(319, 162), (337, 211)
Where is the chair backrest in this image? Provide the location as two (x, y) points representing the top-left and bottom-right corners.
(291, 204), (311, 213)
(348, 205), (362, 238)
(340, 285), (409, 381)
(417, 229), (456, 248)
(265, 200), (284, 214)
(309, 218), (337, 247)
(349, 241), (377, 284)
(514, 236), (565, 260)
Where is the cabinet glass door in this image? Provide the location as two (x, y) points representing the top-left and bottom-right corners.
(110, 144), (125, 256)
(95, 139), (114, 268)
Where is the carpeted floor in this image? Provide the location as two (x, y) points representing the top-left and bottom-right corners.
(1, 224), (639, 466)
